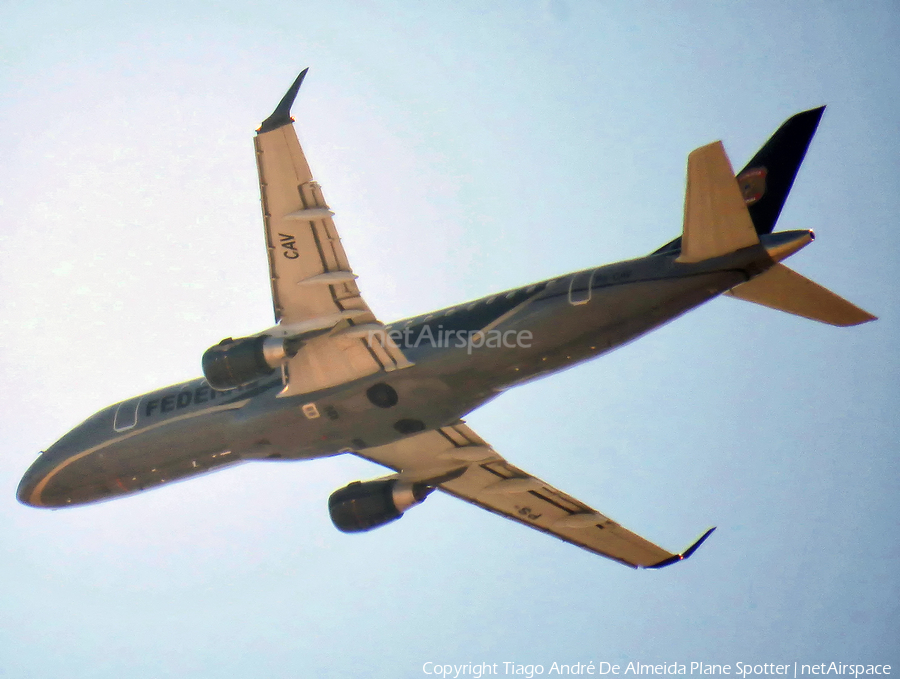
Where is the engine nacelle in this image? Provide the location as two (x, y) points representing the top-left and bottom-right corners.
(328, 478), (433, 533)
(201, 335), (289, 391)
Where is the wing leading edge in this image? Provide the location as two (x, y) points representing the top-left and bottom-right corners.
(254, 70), (412, 396)
(356, 423), (715, 569)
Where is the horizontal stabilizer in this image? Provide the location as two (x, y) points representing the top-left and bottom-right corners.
(726, 263), (876, 326)
(676, 142), (759, 263)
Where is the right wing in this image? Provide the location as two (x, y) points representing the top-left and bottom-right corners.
(254, 70), (411, 396)
(357, 422), (715, 569)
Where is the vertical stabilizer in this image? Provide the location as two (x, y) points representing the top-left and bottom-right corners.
(738, 106), (825, 235)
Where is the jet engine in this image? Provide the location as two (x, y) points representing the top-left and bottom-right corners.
(201, 335), (292, 391)
(328, 478), (434, 533)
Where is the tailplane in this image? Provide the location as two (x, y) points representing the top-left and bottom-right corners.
(726, 263), (876, 326)
(676, 141), (759, 263)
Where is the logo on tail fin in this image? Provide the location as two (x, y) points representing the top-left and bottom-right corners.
(737, 167), (767, 205)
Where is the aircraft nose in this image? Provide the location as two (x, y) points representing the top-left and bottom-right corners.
(17, 455), (48, 507)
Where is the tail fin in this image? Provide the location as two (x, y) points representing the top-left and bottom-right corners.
(738, 106), (825, 236)
(726, 263), (876, 326)
(653, 107), (875, 325)
(653, 107), (825, 256)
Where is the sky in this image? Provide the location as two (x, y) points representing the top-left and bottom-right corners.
(0, 2), (898, 677)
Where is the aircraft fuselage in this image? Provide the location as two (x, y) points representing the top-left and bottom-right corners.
(18, 237), (787, 509)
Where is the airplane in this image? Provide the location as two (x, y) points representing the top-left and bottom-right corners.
(17, 69), (876, 569)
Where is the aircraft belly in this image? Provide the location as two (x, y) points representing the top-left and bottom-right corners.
(33, 410), (244, 507)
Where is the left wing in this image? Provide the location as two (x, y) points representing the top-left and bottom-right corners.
(254, 70), (411, 397)
(356, 422), (715, 569)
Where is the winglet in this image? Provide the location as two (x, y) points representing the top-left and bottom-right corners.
(258, 68), (309, 134)
(644, 527), (717, 569)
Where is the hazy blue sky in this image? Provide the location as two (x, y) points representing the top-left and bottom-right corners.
(1, 2), (897, 677)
